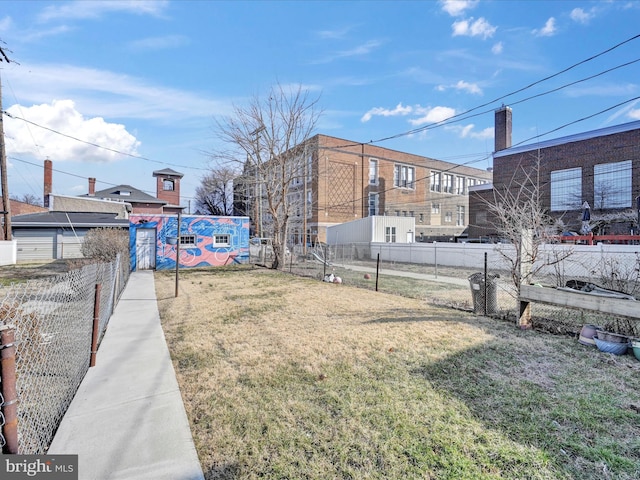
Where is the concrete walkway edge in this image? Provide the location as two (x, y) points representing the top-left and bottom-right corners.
(49, 270), (204, 480)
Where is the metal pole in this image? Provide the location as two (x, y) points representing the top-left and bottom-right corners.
(323, 245), (327, 279)
(1, 324), (18, 454)
(433, 241), (438, 278)
(175, 212), (181, 297)
(484, 252), (488, 316)
(90, 284), (102, 367)
(0, 72), (12, 240)
(375, 253), (380, 292)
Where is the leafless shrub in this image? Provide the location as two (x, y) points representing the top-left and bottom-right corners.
(81, 228), (129, 262)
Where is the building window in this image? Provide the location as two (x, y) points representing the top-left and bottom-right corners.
(431, 203), (440, 214)
(180, 235), (197, 247)
(213, 234), (230, 247)
(443, 174), (454, 194)
(455, 176), (466, 195)
(369, 158), (378, 185)
(430, 171), (441, 192)
(368, 193), (379, 216)
(385, 226), (396, 243)
(419, 213), (424, 223)
(550, 167), (582, 211)
(594, 160), (632, 209)
(456, 205), (465, 226)
(394, 164), (415, 189)
(163, 179), (175, 191)
(468, 178), (477, 188)
(445, 212), (452, 223)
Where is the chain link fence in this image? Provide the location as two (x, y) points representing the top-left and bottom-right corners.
(0, 254), (130, 454)
(252, 241), (640, 338)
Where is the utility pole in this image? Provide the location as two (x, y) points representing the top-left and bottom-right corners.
(0, 45), (13, 241)
(250, 125), (266, 238)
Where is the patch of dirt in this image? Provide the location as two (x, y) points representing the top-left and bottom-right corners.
(0, 260), (81, 283)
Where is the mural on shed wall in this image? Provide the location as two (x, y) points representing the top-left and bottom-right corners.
(129, 214), (250, 271)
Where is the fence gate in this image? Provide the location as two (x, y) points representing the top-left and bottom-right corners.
(135, 228), (156, 270)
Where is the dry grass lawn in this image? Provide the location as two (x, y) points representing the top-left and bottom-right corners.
(155, 267), (640, 480)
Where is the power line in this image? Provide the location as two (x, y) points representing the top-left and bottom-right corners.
(8, 155), (200, 202)
(328, 32), (640, 150)
(2, 111), (210, 172)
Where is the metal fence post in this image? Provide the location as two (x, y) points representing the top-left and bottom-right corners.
(1, 324), (19, 454)
(90, 283), (102, 367)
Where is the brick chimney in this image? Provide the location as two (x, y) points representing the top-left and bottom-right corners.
(88, 177), (96, 196)
(494, 105), (512, 152)
(44, 159), (52, 208)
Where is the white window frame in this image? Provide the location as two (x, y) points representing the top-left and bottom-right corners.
(180, 234), (197, 247)
(213, 234), (230, 247)
(394, 164), (415, 189)
(456, 205), (465, 226)
(385, 226), (397, 243)
(369, 158), (378, 185)
(430, 171), (441, 192)
(368, 193), (379, 216)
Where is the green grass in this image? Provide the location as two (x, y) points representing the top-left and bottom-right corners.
(156, 268), (640, 480)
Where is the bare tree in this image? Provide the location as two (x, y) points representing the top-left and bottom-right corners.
(10, 193), (42, 206)
(195, 166), (237, 215)
(485, 153), (571, 300)
(211, 83), (321, 269)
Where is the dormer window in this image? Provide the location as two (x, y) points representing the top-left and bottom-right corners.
(163, 179), (175, 191)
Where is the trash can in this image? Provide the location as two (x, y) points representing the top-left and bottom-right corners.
(468, 272), (499, 314)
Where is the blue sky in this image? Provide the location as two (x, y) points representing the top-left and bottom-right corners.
(1, 0), (639, 210)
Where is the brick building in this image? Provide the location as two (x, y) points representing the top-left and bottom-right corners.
(86, 168), (185, 215)
(239, 134), (492, 245)
(469, 106), (640, 239)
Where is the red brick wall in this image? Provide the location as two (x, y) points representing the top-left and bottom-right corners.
(311, 135), (492, 240)
(155, 176), (181, 206)
(472, 126), (640, 237)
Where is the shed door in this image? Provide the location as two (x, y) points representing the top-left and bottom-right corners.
(136, 228), (156, 270)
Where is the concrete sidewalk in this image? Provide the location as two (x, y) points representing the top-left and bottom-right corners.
(49, 271), (204, 480)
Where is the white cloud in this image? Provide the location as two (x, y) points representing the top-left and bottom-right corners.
(361, 103), (412, 122)
(533, 17), (556, 37)
(628, 109), (640, 120)
(440, 0), (478, 17)
(0, 15), (12, 31)
(312, 40), (384, 64)
(409, 106), (456, 126)
(451, 124), (493, 140)
(38, 0), (169, 22)
(455, 80), (482, 94)
(5, 99), (140, 163)
(128, 35), (190, 51)
(492, 41), (503, 54)
(5, 62), (231, 122)
(452, 17), (497, 39)
(436, 80), (482, 95)
(316, 26), (353, 40)
(570, 8), (593, 24)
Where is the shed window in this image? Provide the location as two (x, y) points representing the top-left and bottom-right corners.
(179, 235), (196, 247)
(213, 234), (230, 247)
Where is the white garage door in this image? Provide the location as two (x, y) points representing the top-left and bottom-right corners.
(14, 230), (56, 262)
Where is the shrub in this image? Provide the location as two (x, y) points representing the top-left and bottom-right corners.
(81, 228), (129, 262)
